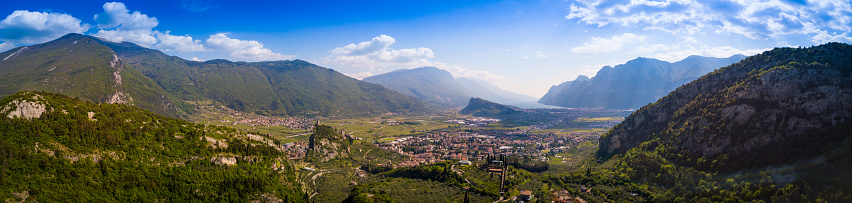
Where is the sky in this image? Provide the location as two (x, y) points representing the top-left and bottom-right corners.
(2, 0), (851, 97)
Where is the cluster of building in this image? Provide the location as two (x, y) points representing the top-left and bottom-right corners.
(283, 141), (309, 159)
(443, 117), (501, 127)
(374, 129), (602, 167)
(231, 114), (314, 129)
(196, 101), (314, 129)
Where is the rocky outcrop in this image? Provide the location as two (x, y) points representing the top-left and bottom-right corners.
(306, 124), (350, 162)
(599, 43), (852, 170)
(211, 156), (237, 166)
(1, 93), (47, 120)
(106, 53), (131, 104)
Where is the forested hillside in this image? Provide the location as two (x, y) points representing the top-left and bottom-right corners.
(563, 43), (852, 202)
(0, 91), (305, 202)
(94, 34), (428, 117)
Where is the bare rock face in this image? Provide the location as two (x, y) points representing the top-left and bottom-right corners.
(306, 124), (350, 162)
(202, 136), (229, 148)
(1, 93), (47, 120)
(312, 138), (347, 162)
(599, 43), (852, 170)
(211, 156), (237, 166)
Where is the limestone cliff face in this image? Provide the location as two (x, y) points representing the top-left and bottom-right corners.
(306, 124), (350, 162)
(599, 43), (852, 170)
(1, 93), (48, 120)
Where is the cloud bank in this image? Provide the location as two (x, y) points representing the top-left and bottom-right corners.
(566, 0), (852, 43)
(329, 35), (434, 67)
(0, 10), (90, 50)
(571, 33), (647, 53)
(206, 33), (292, 61)
(0, 2), (290, 61)
(330, 35), (505, 81)
(91, 2), (287, 60)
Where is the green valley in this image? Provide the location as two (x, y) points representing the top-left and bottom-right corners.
(1, 21), (851, 203)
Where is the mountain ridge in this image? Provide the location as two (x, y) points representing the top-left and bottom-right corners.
(539, 55), (747, 109)
(364, 67), (535, 108)
(0, 33), (184, 117)
(0, 33), (426, 117)
(599, 43), (852, 172)
(364, 66), (473, 107)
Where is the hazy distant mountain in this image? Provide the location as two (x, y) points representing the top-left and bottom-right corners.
(456, 77), (537, 103)
(538, 75), (589, 105)
(538, 55), (746, 109)
(364, 67), (535, 108)
(0, 33), (425, 117)
(600, 43), (852, 174)
(363, 67), (474, 107)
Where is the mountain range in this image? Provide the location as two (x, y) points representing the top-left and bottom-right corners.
(600, 43), (852, 173)
(539, 55), (747, 109)
(0, 33), (425, 117)
(363, 67), (535, 107)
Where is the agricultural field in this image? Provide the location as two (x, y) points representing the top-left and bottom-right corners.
(542, 140), (601, 175)
(323, 115), (456, 142)
(573, 116), (624, 122)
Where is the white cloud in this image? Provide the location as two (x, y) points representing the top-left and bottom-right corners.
(331, 35), (395, 56)
(566, 0), (852, 43)
(522, 51), (548, 59)
(189, 57), (204, 62)
(810, 30), (852, 44)
(0, 42), (13, 52)
(571, 33), (646, 53)
(92, 2), (160, 47)
(94, 2), (158, 30)
(0, 10), (90, 45)
(344, 72), (374, 80)
(418, 61), (507, 81)
(89, 3), (288, 61)
(94, 29), (158, 47)
(156, 31), (206, 52)
(205, 33), (292, 61)
(634, 44), (680, 53)
(91, 2), (205, 53)
(329, 35), (505, 81)
(652, 46), (767, 62)
(328, 35), (434, 68)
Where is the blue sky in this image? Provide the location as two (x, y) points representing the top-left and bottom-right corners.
(2, 0), (851, 97)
